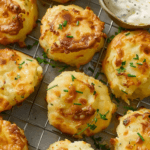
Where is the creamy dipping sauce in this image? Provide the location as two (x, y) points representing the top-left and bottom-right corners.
(104, 0), (150, 25)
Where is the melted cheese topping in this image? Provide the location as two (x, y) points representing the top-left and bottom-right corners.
(0, 0), (38, 47)
(39, 5), (106, 67)
(46, 71), (116, 138)
(103, 30), (150, 104)
(0, 117), (28, 150)
(111, 108), (150, 150)
(47, 139), (94, 150)
(0, 48), (43, 112)
(104, 0), (150, 25)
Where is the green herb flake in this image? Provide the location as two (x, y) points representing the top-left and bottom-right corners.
(76, 21), (80, 26)
(73, 103), (82, 105)
(71, 75), (76, 81)
(76, 91), (83, 94)
(133, 54), (139, 60)
(15, 75), (21, 80)
(58, 24), (63, 30)
(66, 35), (73, 38)
(87, 123), (97, 130)
(18, 61), (25, 69)
(36, 20), (41, 24)
(26, 59), (33, 62)
(143, 59), (146, 63)
(137, 63), (143, 65)
(93, 91), (96, 95)
(91, 83), (95, 86)
(21, 95), (24, 98)
(59, 65), (69, 72)
(137, 132), (145, 141)
(122, 61), (126, 66)
(107, 35), (115, 43)
(100, 79), (107, 85)
(95, 72), (100, 79)
(130, 62), (136, 68)
(27, 41), (38, 50)
(64, 90), (68, 92)
(88, 67), (94, 73)
(127, 74), (136, 77)
(47, 85), (58, 91)
(121, 90), (128, 94)
(94, 117), (97, 123)
(99, 111), (109, 120)
(125, 32), (130, 36)
(13, 16), (15, 19)
(116, 66), (126, 74)
(63, 20), (68, 27)
(124, 106), (137, 111)
(110, 93), (120, 103)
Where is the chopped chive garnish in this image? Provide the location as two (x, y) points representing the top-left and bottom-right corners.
(121, 90), (128, 94)
(133, 54), (139, 60)
(143, 59), (146, 63)
(91, 83), (95, 86)
(27, 41), (38, 50)
(58, 24), (63, 30)
(122, 61), (126, 66)
(95, 72), (100, 79)
(47, 85), (58, 91)
(130, 62), (136, 68)
(137, 63), (143, 65)
(93, 91), (96, 95)
(15, 75), (21, 80)
(107, 35), (115, 43)
(87, 124), (97, 130)
(76, 21), (79, 26)
(66, 35), (73, 38)
(18, 61), (25, 69)
(124, 106), (137, 111)
(71, 75), (76, 81)
(125, 32), (130, 36)
(100, 79), (107, 85)
(74, 103), (82, 105)
(88, 67), (94, 73)
(21, 95), (24, 98)
(63, 20), (68, 27)
(36, 20), (41, 24)
(76, 91), (83, 94)
(99, 110), (109, 120)
(127, 74), (136, 77)
(26, 59), (33, 62)
(137, 132), (145, 141)
(64, 90), (68, 92)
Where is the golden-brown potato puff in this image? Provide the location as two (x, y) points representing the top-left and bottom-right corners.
(52, 0), (71, 3)
(47, 139), (94, 150)
(0, 0), (38, 47)
(39, 5), (106, 67)
(0, 48), (43, 112)
(103, 30), (150, 104)
(110, 108), (150, 150)
(46, 71), (116, 138)
(0, 117), (28, 150)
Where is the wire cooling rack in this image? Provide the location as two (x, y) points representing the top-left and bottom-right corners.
(1, 0), (150, 149)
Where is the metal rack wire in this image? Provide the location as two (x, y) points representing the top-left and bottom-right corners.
(1, 0), (150, 149)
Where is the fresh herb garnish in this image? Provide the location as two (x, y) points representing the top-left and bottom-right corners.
(26, 59), (33, 62)
(100, 79), (107, 85)
(127, 74), (136, 77)
(15, 75), (21, 80)
(66, 35), (73, 38)
(88, 67), (94, 73)
(95, 72), (100, 79)
(58, 24), (63, 30)
(91, 83), (95, 86)
(27, 41), (38, 50)
(116, 61), (126, 74)
(121, 90), (128, 94)
(74, 103), (82, 105)
(143, 59), (146, 63)
(124, 106), (137, 111)
(99, 110), (109, 120)
(137, 63), (143, 65)
(21, 95), (24, 98)
(76, 21), (79, 26)
(64, 90), (68, 92)
(47, 85), (58, 91)
(137, 132), (145, 141)
(59, 65), (69, 72)
(125, 32), (130, 36)
(63, 20), (68, 27)
(18, 61), (25, 69)
(110, 93), (120, 103)
(93, 91), (96, 95)
(71, 75), (76, 81)
(87, 123), (97, 130)
(36, 20), (41, 24)
(107, 35), (115, 43)
(133, 54), (139, 60)
(130, 62), (136, 68)
(76, 91), (83, 94)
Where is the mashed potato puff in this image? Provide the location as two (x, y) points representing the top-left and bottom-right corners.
(0, 117), (28, 150)
(0, 48), (43, 112)
(103, 30), (150, 104)
(40, 5), (106, 67)
(47, 139), (94, 150)
(0, 0), (38, 47)
(110, 108), (150, 150)
(46, 71), (116, 138)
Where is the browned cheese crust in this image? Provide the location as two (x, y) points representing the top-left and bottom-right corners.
(0, 117), (28, 150)
(103, 30), (150, 104)
(0, 48), (43, 112)
(110, 108), (150, 150)
(40, 5), (106, 67)
(0, 0), (38, 47)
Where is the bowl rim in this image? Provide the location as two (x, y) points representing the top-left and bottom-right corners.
(99, 0), (150, 29)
